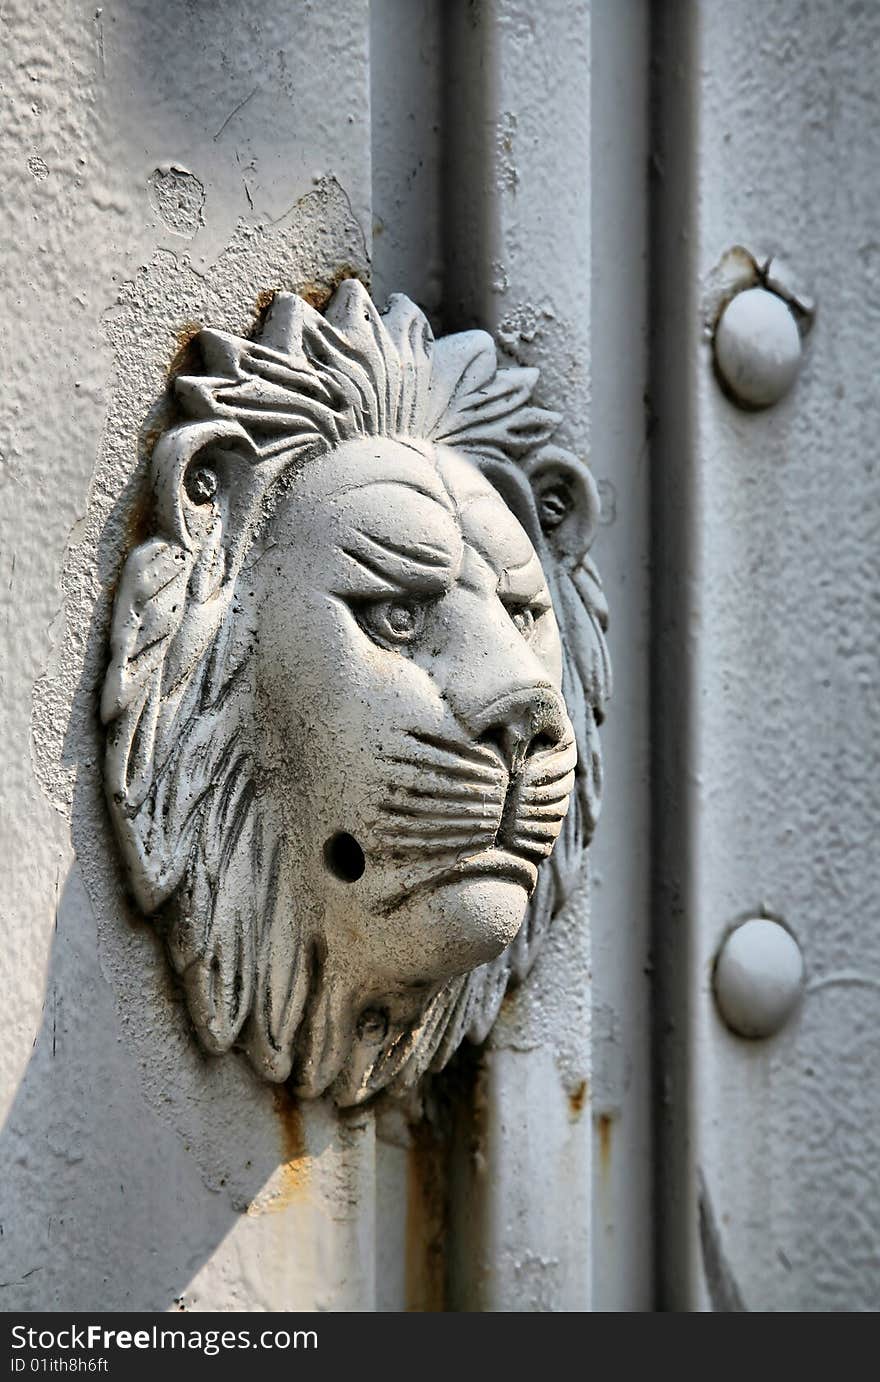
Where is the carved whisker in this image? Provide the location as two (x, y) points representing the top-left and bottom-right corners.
(520, 775), (577, 805)
(378, 818), (500, 840)
(382, 832), (498, 853)
(528, 744), (572, 761)
(393, 782), (506, 805)
(513, 807), (565, 830)
(508, 827), (557, 849)
(518, 775), (574, 800)
(517, 797), (571, 820)
(514, 820), (560, 838)
(379, 798), (503, 823)
(511, 827), (566, 848)
(376, 818), (501, 842)
(375, 819), (498, 843)
(406, 729), (502, 769)
(383, 753), (504, 788)
(521, 747), (576, 778)
(519, 801), (571, 818)
(509, 826), (561, 848)
(507, 846), (554, 868)
(519, 757), (570, 780)
(521, 757), (575, 780)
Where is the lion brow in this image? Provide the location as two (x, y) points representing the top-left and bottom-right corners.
(356, 530), (454, 570)
(339, 532), (457, 592)
(330, 476), (456, 510)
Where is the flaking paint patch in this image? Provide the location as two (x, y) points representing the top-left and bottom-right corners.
(148, 166), (205, 240)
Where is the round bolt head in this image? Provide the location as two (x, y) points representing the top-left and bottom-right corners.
(714, 286), (802, 408)
(714, 918), (804, 1039)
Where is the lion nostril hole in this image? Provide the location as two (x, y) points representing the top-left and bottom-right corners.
(530, 732), (557, 754)
(323, 832), (366, 883)
(477, 725), (507, 756)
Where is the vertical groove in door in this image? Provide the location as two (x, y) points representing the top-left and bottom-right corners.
(648, 0), (701, 1312)
(588, 0), (653, 1312)
(441, 0), (595, 1313)
(369, 0), (655, 1311)
(369, 0), (445, 320)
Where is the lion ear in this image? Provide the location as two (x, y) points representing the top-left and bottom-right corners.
(519, 444), (601, 569)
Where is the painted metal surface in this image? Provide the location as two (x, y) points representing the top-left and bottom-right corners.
(1, 0), (377, 1312)
(439, 0), (653, 1312)
(587, 0), (652, 1311)
(4, 0), (875, 1314)
(653, 0), (880, 1312)
(3, 0), (624, 1313)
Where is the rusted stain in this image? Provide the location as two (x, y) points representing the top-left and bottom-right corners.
(167, 321), (203, 381)
(171, 264), (371, 393)
(140, 421), (164, 464)
(274, 1085), (305, 1161)
(596, 1111), (614, 1177)
(405, 1118), (448, 1312)
(253, 287), (276, 318)
(298, 264), (368, 312)
(247, 266), (369, 334)
(266, 1086), (309, 1210)
(499, 983), (520, 1016)
(568, 1078), (588, 1118)
(122, 478), (155, 553)
(417, 1043), (492, 1310)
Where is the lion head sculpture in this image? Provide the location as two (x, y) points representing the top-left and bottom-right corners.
(101, 280), (610, 1106)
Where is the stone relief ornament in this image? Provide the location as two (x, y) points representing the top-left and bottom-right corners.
(101, 280), (610, 1106)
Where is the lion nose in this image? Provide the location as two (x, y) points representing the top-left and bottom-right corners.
(470, 686), (569, 773)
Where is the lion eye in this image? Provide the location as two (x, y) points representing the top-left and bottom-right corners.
(356, 598), (426, 649)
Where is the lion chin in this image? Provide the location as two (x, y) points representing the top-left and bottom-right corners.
(102, 280), (608, 1107)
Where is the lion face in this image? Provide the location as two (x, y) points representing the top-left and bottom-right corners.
(100, 281), (609, 1105)
(246, 437), (576, 1015)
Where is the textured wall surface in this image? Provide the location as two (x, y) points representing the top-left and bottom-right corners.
(8, 0), (873, 1316)
(1, 0), (375, 1311)
(653, 0), (880, 1312)
(2, 0), (629, 1313)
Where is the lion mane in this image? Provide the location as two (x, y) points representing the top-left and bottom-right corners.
(101, 280), (610, 1105)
